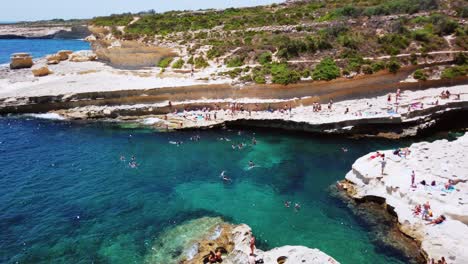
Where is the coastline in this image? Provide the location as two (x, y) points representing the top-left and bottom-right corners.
(340, 133), (468, 263)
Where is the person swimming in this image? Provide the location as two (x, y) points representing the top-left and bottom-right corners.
(284, 201), (291, 208)
(249, 161), (255, 168)
(294, 203), (301, 211)
(120, 155), (125, 161)
(341, 147), (348, 152)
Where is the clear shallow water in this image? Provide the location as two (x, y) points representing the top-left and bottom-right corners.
(1, 117), (452, 264)
(0, 39), (90, 64)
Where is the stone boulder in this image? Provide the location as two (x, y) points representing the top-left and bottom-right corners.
(46, 54), (61, 65)
(69, 51), (97, 62)
(32, 66), (51, 77)
(57, 50), (73, 61)
(10, 53), (33, 69)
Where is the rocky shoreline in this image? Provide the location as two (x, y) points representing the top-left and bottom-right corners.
(145, 217), (339, 264)
(340, 133), (468, 263)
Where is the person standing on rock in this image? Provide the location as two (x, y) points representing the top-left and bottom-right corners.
(411, 170), (416, 187)
(379, 154), (386, 175)
(249, 233), (256, 255)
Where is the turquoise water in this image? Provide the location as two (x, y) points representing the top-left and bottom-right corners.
(0, 39), (90, 64)
(0, 117), (441, 263)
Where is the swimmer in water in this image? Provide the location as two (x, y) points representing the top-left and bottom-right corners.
(252, 137), (257, 145)
(284, 201), (291, 208)
(341, 147), (348, 152)
(294, 203), (301, 211)
(249, 161), (255, 168)
(120, 155), (125, 161)
(220, 171), (227, 177)
(232, 144), (236, 150)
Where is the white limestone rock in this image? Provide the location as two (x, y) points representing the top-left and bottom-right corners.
(345, 133), (468, 263)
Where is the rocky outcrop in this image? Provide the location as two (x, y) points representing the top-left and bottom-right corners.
(0, 24), (90, 39)
(10, 53), (33, 69)
(57, 50), (73, 61)
(224, 224), (339, 264)
(144, 217), (338, 264)
(46, 54), (61, 65)
(343, 134), (468, 263)
(69, 50), (97, 62)
(32, 66), (51, 77)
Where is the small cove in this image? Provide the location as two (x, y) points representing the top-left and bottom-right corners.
(1, 117), (461, 263)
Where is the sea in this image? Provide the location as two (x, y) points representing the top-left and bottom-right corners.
(0, 39), (90, 64)
(1, 116), (462, 263)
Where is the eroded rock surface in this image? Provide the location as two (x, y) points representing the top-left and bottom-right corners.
(344, 133), (468, 263)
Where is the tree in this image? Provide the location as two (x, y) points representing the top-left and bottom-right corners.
(312, 57), (340, 81)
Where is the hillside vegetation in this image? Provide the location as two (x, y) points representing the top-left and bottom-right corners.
(90, 0), (468, 84)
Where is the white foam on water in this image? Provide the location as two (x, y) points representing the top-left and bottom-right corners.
(185, 243), (199, 260)
(27, 113), (65, 120)
(209, 225), (223, 240)
(141, 117), (164, 125)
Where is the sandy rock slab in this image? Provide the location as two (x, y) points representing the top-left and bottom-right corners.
(10, 53), (33, 69)
(345, 133), (468, 263)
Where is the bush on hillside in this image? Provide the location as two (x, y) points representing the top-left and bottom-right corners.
(413, 69), (428, 80)
(226, 56), (244, 68)
(441, 65), (468, 79)
(194, 56), (209, 68)
(312, 57), (340, 81)
(157, 57), (173, 68)
(386, 57), (401, 73)
(270, 63), (301, 85)
(258, 52), (272, 65)
(172, 58), (185, 69)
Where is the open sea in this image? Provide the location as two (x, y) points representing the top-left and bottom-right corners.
(1, 116), (461, 263)
(0, 39), (90, 64)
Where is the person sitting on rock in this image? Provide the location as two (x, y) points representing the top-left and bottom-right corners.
(426, 215), (446, 225)
(208, 251), (216, 263)
(412, 204), (421, 216)
(215, 249), (223, 262)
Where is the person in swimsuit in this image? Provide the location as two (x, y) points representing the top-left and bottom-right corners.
(379, 154), (387, 175)
(249, 161), (255, 168)
(426, 215), (446, 225)
(249, 233), (256, 255)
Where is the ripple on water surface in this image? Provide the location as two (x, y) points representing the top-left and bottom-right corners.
(0, 117), (431, 263)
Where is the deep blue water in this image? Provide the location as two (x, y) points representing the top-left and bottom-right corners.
(1, 117), (458, 264)
(0, 39), (90, 64)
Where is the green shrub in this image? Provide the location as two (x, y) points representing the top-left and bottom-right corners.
(312, 57), (340, 81)
(454, 52), (468, 65)
(220, 68), (243, 78)
(371, 61), (386, 72)
(207, 47), (223, 59)
(172, 59), (185, 69)
(379, 34), (410, 55)
(187, 56), (194, 65)
(194, 56), (209, 68)
(157, 57), (173, 68)
(413, 69), (428, 80)
(301, 69), (311, 78)
(270, 63), (301, 85)
(226, 56), (244, 68)
(441, 65), (468, 79)
(258, 52), (272, 65)
(253, 74), (266, 84)
(386, 57), (401, 73)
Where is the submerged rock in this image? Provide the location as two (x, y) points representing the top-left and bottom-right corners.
(10, 53), (33, 69)
(144, 217), (339, 264)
